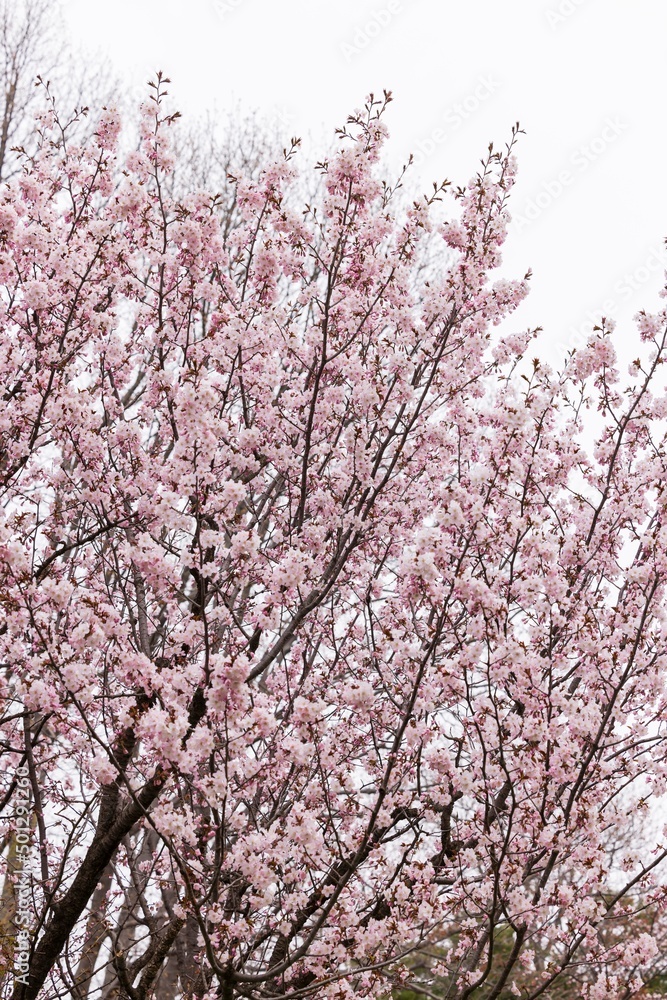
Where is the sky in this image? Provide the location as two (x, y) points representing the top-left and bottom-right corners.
(60, 0), (667, 368)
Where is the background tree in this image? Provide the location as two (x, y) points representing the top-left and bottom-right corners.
(2, 75), (667, 1000)
(166, 105), (285, 238)
(0, 0), (121, 183)
(0, 0), (53, 181)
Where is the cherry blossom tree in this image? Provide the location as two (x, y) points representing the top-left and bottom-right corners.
(2, 76), (667, 1000)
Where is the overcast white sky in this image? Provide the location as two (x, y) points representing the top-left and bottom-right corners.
(60, 0), (667, 367)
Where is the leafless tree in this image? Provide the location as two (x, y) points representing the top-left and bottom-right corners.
(0, 0), (118, 182)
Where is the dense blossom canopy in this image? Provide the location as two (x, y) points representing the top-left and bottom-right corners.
(2, 80), (667, 1000)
